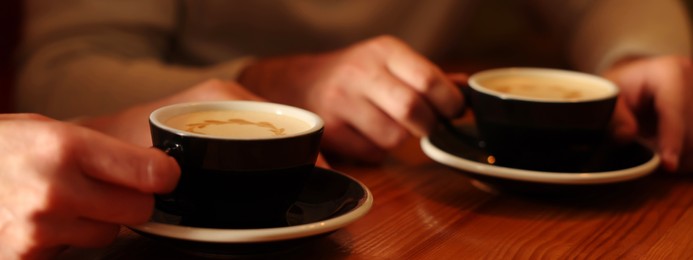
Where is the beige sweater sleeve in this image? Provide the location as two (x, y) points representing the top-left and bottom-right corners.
(16, 0), (252, 119)
(570, 0), (692, 73)
(17, 0), (692, 119)
(530, 0), (691, 73)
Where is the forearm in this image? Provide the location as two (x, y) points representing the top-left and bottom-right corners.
(16, 0), (255, 119)
(16, 43), (253, 119)
(569, 0), (692, 73)
(73, 78), (265, 147)
(238, 53), (327, 108)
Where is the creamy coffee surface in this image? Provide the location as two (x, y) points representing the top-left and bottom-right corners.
(480, 75), (611, 101)
(165, 110), (311, 138)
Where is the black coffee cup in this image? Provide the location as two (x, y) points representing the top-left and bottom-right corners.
(464, 68), (619, 171)
(149, 101), (324, 228)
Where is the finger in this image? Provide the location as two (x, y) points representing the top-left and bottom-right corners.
(331, 87), (411, 149)
(60, 219), (120, 248)
(609, 97), (639, 143)
(385, 44), (464, 118)
(66, 176), (155, 225)
(322, 123), (387, 164)
(37, 216), (120, 248)
(70, 127), (181, 194)
(316, 153), (331, 168)
(23, 246), (68, 260)
(447, 73), (470, 114)
(363, 69), (438, 137)
(650, 68), (687, 172)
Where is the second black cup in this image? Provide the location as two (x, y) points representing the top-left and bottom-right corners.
(465, 68), (619, 171)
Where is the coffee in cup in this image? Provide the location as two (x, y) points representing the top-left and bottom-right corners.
(478, 74), (613, 101)
(164, 110), (311, 138)
(149, 101), (324, 228)
(465, 67), (619, 171)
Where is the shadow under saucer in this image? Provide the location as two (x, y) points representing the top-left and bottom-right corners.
(421, 123), (660, 195)
(128, 167), (373, 256)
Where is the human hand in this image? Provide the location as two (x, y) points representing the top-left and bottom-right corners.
(603, 55), (693, 172)
(239, 35), (464, 163)
(0, 114), (180, 259)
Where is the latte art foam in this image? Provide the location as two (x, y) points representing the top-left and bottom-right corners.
(480, 75), (612, 101)
(165, 110), (311, 138)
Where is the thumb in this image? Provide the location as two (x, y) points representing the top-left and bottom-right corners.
(609, 97), (638, 144)
(73, 127), (181, 194)
(447, 72), (470, 117)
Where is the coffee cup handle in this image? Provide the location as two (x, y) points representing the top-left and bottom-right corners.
(153, 141), (185, 214)
(442, 82), (485, 148)
(159, 141), (183, 161)
(456, 82), (473, 109)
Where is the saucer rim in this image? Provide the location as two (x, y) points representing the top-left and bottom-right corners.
(421, 136), (660, 185)
(127, 167), (373, 243)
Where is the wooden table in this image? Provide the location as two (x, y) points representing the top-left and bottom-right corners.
(58, 132), (693, 259)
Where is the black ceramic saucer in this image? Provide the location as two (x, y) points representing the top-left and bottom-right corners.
(128, 167), (372, 255)
(421, 123), (660, 193)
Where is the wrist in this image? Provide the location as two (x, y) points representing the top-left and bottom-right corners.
(237, 54), (322, 105)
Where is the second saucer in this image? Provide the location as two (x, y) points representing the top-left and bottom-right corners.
(421, 123), (660, 193)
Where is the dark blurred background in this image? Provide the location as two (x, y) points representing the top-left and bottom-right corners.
(0, 0), (21, 113)
(0, 1), (691, 114)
